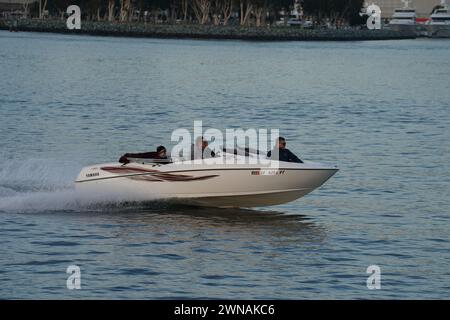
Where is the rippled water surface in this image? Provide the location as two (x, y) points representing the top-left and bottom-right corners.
(0, 31), (449, 299)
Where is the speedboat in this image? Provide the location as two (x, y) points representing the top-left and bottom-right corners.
(75, 149), (338, 208)
(427, 0), (450, 38)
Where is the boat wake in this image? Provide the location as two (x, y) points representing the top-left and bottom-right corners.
(0, 158), (162, 213)
(0, 189), (155, 213)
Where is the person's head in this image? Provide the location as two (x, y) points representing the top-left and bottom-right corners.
(276, 137), (287, 150)
(195, 136), (208, 150)
(156, 145), (167, 157)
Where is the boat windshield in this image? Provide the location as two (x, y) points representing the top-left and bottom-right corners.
(222, 147), (264, 157)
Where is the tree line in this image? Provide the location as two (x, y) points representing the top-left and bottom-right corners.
(29, 0), (365, 27)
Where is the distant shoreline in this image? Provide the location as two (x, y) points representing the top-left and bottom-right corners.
(0, 19), (416, 41)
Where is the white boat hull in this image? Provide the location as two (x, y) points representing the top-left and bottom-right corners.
(75, 158), (338, 208)
(389, 23), (417, 34)
(428, 24), (450, 38)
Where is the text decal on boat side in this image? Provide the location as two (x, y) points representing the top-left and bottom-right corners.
(251, 170), (286, 176)
(86, 172), (99, 177)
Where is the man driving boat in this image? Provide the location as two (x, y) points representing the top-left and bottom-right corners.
(267, 137), (303, 163)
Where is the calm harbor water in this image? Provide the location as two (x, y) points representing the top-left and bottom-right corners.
(0, 31), (449, 299)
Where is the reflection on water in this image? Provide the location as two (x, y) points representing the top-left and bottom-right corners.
(1, 205), (327, 299)
(91, 203), (327, 245)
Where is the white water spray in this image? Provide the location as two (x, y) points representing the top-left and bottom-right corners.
(0, 158), (161, 213)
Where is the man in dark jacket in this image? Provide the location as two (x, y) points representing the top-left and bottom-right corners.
(267, 137), (303, 163)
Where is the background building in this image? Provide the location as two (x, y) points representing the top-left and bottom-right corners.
(372, 0), (443, 18)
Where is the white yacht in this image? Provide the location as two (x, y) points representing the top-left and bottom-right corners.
(389, 6), (417, 33)
(428, 0), (450, 38)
